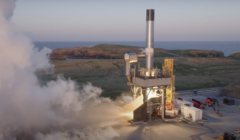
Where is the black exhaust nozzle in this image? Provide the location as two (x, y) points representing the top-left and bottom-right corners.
(146, 9), (154, 21)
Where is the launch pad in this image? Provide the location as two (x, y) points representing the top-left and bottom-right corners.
(125, 9), (179, 122)
(116, 91), (240, 140)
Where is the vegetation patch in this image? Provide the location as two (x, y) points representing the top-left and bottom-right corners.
(176, 82), (227, 91)
(50, 44), (226, 60)
(168, 50), (224, 57)
(112, 62), (124, 76)
(50, 44), (143, 60)
(174, 64), (202, 76)
(229, 52), (240, 58)
(153, 62), (162, 70)
(43, 49), (240, 99)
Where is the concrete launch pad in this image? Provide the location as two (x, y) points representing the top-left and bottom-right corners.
(114, 92), (240, 140)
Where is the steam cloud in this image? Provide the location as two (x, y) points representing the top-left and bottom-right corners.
(0, 0), (137, 139)
(0, 0), (16, 19)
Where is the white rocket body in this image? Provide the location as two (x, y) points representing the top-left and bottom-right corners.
(146, 9), (154, 70)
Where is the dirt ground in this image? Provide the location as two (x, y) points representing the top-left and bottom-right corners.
(113, 92), (240, 140)
(221, 85), (240, 99)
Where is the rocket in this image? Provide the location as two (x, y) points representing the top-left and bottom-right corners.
(146, 9), (154, 70)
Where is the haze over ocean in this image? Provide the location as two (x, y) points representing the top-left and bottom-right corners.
(34, 41), (240, 56)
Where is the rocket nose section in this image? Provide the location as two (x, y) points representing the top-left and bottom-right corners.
(146, 9), (154, 21)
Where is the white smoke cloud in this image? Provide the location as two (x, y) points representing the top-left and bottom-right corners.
(35, 126), (119, 140)
(0, 0), (16, 19)
(0, 0), (133, 139)
(32, 47), (53, 70)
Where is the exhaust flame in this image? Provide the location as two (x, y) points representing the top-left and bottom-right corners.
(147, 88), (161, 100)
(121, 112), (133, 119)
(120, 95), (143, 119)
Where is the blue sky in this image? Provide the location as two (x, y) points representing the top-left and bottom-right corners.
(12, 0), (240, 41)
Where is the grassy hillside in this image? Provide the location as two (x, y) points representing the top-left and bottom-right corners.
(167, 49), (224, 57)
(37, 56), (240, 99)
(36, 44), (240, 99)
(50, 44), (224, 60)
(50, 44), (144, 60)
(229, 52), (240, 58)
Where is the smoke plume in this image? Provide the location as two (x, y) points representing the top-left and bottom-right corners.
(0, 0), (16, 19)
(0, 0), (140, 139)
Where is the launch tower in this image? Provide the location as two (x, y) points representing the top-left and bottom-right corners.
(124, 9), (178, 122)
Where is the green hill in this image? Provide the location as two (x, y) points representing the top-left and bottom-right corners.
(50, 44), (224, 60)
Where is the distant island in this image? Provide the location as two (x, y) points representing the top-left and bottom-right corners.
(50, 44), (225, 60)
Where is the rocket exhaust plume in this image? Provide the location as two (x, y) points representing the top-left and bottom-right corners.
(0, 0), (138, 139)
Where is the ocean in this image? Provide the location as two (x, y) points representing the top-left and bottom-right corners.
(34, 41), (240, 56)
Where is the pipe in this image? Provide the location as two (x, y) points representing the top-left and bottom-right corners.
(146, 9), (154, 70)
(161, 89), (165, 120)
(125, 62), (130, 76)
(161, 89), (181, 122)
(125, 63), (131, 82)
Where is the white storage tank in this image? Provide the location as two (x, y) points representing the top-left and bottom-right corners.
(181, 105), (202, 122)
